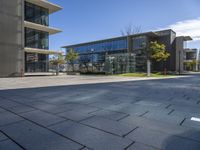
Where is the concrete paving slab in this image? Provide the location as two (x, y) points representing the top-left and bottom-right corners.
(120, 115), (200, 142)
(50, 120), (132, 150)
(0, 100), (21, 108)
(0, 111), (24, 126)
(90, 110), (128, 121)
(127, 142), (159, 150)
(0, 132), (8, 141)
(182, 118), (200, 130)
(126, 127), (200, 150)
(0, 140), (23, 150)
(20, 110), (66, 127)
(6, 105), (36, 114)
(27, 101), (72, 114)
(57, 110), (94, 122)
(81, 116), (137, 136)
(0, 121), (82, 150)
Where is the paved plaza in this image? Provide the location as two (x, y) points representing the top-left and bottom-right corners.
(0, 74), (200, 150)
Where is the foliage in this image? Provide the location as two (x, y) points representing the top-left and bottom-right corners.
(65, 48), (79, 72)
(121, 24), (142, 36)
(184, 60), (198, 71)
(65, 48), (78, 64)
(149, 41), (170, 62)
(50, 54), (65, 65)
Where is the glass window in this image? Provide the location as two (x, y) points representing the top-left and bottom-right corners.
(25, 2), (49, 26)
(25, 28), (49, 50)
(132, 36), (146, 50)
(69, 38), (128, 55)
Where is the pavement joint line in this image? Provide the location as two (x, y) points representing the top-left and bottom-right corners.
(0, 130), (26, 150)
(77, 115), (96, 123)
(79, 121), (124, 138)
(168, 109), (175, 115)
(117, 114), (130, 121)
(139, 111), (149, 117)
(179, 118), (186, 126)
(123, 127), (139, 138)
(87, 108), (102, 114)
(46, 119), (69, 127)
(0, 106), (86, 148)
(124, 141), (135, 150)
(165, 104), (172, 109)
(0, 95), (72, 116)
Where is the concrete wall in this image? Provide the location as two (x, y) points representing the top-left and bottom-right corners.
(0, 0), (24, 77)
(175, 37), (184, 73)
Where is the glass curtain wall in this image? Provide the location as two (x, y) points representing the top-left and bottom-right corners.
(132, 36), (147, 72)
(104, 53), (136, 74)
(25, 28), (49, 72)
(25, 2), (49, 26)
(67, 38), (128, 73)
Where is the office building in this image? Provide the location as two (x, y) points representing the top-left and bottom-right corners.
(0, 0), (61, 77)
(62, 29), (192, 74)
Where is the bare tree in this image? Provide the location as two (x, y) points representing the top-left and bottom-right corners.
(121, 24), (142, 36)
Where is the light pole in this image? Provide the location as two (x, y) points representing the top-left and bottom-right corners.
(91, 49), (94, 73)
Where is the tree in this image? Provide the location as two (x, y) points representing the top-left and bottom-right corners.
(147, 41), (170, 76)
(65, 48), (78, 72)
(50, 54), (65, 75)
(121, 24), (142, 36)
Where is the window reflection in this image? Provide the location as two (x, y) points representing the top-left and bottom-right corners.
(25, 28), (49, 50)
(25, 2), (49, 26)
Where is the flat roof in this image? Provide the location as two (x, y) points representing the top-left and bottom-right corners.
(24, 21), (62, 35)
(62, 32), (157, 48)
(25, 0), (62, 14)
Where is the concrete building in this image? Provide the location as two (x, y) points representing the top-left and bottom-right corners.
(0, 0), (61, 77)
(62, 29), (192, 74)
(183, 48), (199, 71)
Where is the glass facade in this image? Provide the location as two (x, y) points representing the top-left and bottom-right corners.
(25, 28), (49, 50)
(25, 53), (48, 72)
(71, 38), (128, 54)
(25, 2), (49, 26)
(66, 38), (128, 73)
(24, 27), (49, 72)
(132, 36), (147, 72)
(132, 36), (146, 50)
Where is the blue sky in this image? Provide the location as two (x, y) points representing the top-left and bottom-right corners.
(49, 0), (200, 51)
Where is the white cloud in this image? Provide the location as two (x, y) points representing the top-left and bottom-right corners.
(159, 18), (200, 41)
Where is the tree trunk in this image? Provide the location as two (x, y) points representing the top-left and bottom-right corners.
(56, 64), (59, 76)
(147, 59), (151, 77)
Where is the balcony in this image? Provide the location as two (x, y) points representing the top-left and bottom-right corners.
(25, 0), (62, 14)
(24, 21), (61, 35)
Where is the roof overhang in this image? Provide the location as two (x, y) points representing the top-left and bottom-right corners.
(24, 21), (61, 35)
(25, 0), (62, 14)
(24, 47), (62, 55)
(183, 36), (193, 41)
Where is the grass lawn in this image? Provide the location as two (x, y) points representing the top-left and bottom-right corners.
(115, 72), (175, 77)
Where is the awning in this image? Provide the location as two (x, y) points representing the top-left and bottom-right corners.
(24, 47), (62, 55)
(25, 0), (62, 14)
(24, 21), (61, 35)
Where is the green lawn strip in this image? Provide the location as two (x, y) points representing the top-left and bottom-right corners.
(114, 73), (175, 78)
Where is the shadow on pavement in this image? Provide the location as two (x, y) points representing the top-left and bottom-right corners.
(162, 130), (200, 150)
